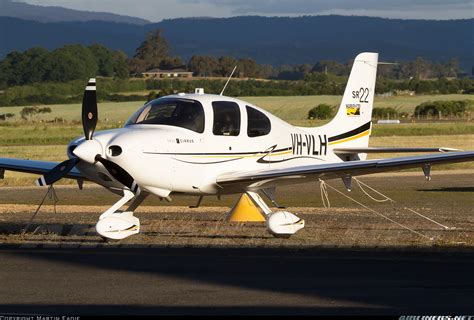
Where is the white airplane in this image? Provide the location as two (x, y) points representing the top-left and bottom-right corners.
(0, 52), (473, 240)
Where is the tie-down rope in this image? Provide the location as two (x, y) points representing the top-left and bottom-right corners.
(320, 179), (331, 208)
(21, 185), (58, 235)
(319, 179), (434, 241)
(354, 178), (393, 203)
(353, 177), (452, 230)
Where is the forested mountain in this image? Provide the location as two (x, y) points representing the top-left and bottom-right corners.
(0, 14), (472, 69)
(151, 16), (473, 69)
(0, 17), (145, 58)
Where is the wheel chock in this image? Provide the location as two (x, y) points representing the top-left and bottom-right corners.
(227, 193), (266, 222)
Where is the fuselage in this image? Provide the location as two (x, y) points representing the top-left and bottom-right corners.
(68, 93), (344, 198)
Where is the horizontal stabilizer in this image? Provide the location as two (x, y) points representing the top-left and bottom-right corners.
(333, 147), (460, 154)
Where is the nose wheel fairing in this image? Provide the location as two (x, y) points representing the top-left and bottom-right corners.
(96, 211), (140, 240)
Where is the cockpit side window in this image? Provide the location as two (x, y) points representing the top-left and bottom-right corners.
(246, 106), (271, 137)
(212, 101), (241, 136)
(125, 98), (205, 133)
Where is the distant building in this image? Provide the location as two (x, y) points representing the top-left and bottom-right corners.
(377, 120), (401, 124)
(394, 89), (415, 96)
(142, 68), (193, 79)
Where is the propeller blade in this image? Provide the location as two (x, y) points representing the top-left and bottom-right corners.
(96, 156), (140, 193)
(82, 78), (98, 140)
(36, 158), (80, 187)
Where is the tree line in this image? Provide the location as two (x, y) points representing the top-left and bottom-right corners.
(2, 74), (473, 107)
(0, 44), (129, 87)
(2, 28), (472, 88)
(286, 57), (462, 81)
(128, 30), (269, 78)
(0, 28), (473, 107)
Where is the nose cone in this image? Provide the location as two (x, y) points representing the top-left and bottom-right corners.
(73, 139), (103, 164)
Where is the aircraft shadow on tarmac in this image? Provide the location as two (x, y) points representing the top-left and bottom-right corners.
(0, 244), (473, 315)
(0, 222), (93, 236)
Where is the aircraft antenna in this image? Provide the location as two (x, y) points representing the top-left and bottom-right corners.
(220, 66), (237, 96)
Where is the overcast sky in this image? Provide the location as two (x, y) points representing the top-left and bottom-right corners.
(19, 0), (474, 22)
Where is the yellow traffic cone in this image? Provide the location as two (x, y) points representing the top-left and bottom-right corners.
(227, 193), (266, 222)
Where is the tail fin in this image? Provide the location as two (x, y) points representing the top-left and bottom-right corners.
(312, 52), (379, 159)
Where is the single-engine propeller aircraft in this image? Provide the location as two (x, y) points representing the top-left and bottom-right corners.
(0, 52), (473, 240)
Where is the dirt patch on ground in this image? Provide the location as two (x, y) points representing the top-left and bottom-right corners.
(0, 171), (472, 248)
(0, 204), (471, 248)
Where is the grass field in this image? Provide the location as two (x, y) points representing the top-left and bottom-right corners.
(0, 94), (472, 124)
(0, 122), (472, 146)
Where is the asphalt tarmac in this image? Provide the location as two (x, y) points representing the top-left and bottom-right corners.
(0, 246), (472, 315)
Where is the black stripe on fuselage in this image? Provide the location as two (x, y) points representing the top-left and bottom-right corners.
(328, 121), (371, 143)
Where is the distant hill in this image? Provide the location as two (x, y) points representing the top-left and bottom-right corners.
(0, 15), (472, 70)
(0, 0), (150, 25)
(0, 17), (145, 57)
(152, 16), (473, 69)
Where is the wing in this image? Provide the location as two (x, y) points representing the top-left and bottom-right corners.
(216, 151), (474, 193)
(0, 158), (84, 180)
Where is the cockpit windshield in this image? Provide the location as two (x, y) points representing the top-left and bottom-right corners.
(125, 98), (205, 133)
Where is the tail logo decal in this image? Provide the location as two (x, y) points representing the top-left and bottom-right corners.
(346, 104), (361, 116)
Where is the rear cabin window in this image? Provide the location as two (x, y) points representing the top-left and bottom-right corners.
(246, 106), (271, 137)
(212, 101), (241, 136)
(125, 98), (205, 133)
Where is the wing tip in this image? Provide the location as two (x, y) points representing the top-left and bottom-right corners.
(35, 176), (46, 187)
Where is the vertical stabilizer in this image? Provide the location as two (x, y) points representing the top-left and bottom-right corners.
(309, 52), (379, 158)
